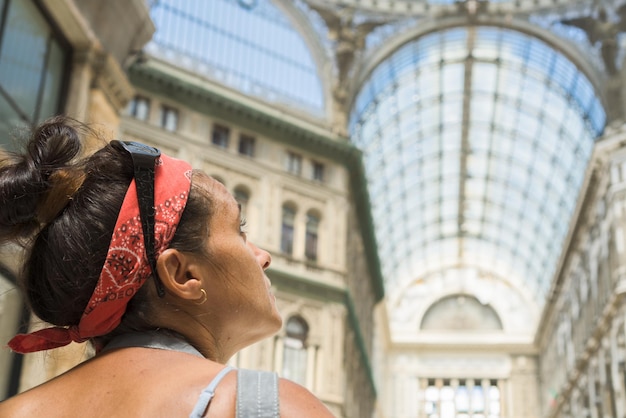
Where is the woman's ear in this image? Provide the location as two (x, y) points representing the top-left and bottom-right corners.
(156, 248), (201, 301)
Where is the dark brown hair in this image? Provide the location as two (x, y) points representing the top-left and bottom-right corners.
(0, 116), (212, 342)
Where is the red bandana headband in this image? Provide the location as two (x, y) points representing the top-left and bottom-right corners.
(8, 153), (192, 354)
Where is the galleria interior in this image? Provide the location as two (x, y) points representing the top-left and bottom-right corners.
(2, 0), (626, 417)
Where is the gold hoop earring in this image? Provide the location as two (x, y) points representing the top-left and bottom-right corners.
(194, 289), (207, 305)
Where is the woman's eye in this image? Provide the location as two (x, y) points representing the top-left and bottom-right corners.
(239, 218), (248, 237)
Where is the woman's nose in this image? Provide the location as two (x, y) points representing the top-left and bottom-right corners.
(251, 242), (272, 270)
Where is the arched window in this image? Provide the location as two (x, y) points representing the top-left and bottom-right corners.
(420, 294), (503, 331)
(234, 186), (250, 219)
(305, 211), (320, 262)
(282, 316), (309, 385)
(281, 204), (296, 255)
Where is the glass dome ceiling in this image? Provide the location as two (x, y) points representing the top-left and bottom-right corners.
(139, 0), (609, 334)
(146, 0), (324, 115)
(349, 26), (606, 321)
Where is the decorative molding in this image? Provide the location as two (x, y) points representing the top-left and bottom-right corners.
(91, 51), (135, 112)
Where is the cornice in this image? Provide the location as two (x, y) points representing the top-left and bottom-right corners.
(91, 50), (135, 112)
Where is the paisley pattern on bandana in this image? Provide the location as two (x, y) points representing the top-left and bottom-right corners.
(8, 153), (192, 354)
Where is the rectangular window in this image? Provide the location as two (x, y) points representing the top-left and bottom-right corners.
(286, 151), (302, 176)
(160, 105), (178, 131)
(281, 223), (294, 255)
(281, 206), (296, 255)
(238, 133), (255, 157)
(212, 124), (230, 148)
(305, 214), (319, 262)
(282, 344), (308, 386)
(129, 96), (150, 121)
(281, 317), (310, 386)
(423, 379), (502, 418)
(312, 161), (324, 182)
(0, 0), (68, 150)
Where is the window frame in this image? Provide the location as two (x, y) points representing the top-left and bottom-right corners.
(212, 123), (230, 149)
(238, 133), (255, 157)
(286, 151), (302, 176)
(159, 104), (178, 132)
(281, 204), (296, 255)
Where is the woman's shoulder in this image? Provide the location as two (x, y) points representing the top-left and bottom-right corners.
(0, 392), (36, 418)
(278, 377), (336, 417)
(0, 347), (231, 418)
(0, 350), (335, 418)
(0, 377), (70, 418)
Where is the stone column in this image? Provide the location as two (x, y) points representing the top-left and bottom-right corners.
(507, 355), (540, 418)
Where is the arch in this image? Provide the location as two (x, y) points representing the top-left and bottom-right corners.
(285, 315), (310, 345)
(389, 266), (538, 335)
(233, 184), (252, 197)
(420, 294), (503, 331)
(354, 17), (607, 113)
(273, 0), (334, 119)
(282, 200), (298, 213)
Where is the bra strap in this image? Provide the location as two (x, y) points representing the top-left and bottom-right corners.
(189, 365), (235, 418)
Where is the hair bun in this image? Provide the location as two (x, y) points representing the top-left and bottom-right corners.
(0, 116), (85, 240)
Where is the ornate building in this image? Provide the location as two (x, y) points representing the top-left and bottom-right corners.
(2, 0), (626, 417)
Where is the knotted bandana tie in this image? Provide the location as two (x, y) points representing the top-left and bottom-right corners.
(8, 153), (192, 353)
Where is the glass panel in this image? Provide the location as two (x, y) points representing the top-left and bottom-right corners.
(148, 0), (323, 114)
(0, 0), (49, 120)
(282, 316), (308, 385)
(282, 345), (307, 385)
(160, 106), (178, 131)
(238, 134), (255, 157)
(0, 94), (27, 150)
(305, 213), (319, 262)
(349, 25), (605, 313)
(0, 0), (66, 148)
(37, 40), (65, 122)
(281, 205), (295, 255)
(212, 124), (230, 148)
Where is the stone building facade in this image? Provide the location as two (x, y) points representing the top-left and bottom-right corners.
(4, 1), (626, 418)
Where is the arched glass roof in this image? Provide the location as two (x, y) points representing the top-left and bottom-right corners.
(349, 26), (606, 321)
(146, 0), (324, 115)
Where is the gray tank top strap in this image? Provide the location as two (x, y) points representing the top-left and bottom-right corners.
(189, 365), (235, 418)
(236, 369), (280, 418)
(102, 330), (204, 358)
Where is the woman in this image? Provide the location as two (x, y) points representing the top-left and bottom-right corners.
(0, 117), (334, 417)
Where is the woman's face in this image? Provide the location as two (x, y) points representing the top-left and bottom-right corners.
(194, 173), (282, 349)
